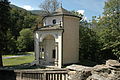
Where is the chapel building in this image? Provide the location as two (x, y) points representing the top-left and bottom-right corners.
(34, 7), (81, 68)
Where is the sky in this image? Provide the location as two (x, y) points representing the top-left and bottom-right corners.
(9, 0), (106, 21)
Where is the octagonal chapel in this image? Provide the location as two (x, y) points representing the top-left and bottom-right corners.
(34, 7), (81, 68)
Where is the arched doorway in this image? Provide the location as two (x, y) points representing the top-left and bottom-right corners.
(39, 35), (58, 66)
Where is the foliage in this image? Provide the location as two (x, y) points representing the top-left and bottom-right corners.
(0, 0), (11, 66)
(78, 0), (120, 62)
(6, 30), (17, 54)
(103, 0), (120, 16)
(78, 59), (97, 67)
(91, 0), (120, 60)
(0, 0), (11, 53)
(0, 2), (38, 66)
(0, 3), (38, 55)
(79, 20), (100, 62)
(4, 4), (38, 54)
(17, 28), (34, 52)
(40, 0), (60, 13)
(10, 7), (37, 39)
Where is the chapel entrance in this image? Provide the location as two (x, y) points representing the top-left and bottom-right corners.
(39, 35), (58, 66)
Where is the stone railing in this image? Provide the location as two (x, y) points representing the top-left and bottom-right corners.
(14, 69), (68, 80)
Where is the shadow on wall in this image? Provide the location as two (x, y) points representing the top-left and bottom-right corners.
(0, 70), (16, 80)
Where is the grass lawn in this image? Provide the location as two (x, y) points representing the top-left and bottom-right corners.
(2, 52), (34, 57)
(2, 52), (35, 66)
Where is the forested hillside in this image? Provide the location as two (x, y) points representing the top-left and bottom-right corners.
(3, 4), (42, 54)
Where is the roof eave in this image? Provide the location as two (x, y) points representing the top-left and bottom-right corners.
(44, 14), (82, 19)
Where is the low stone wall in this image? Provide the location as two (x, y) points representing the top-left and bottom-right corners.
(67, 60), (120, 80)
(0, 60), (120, 80)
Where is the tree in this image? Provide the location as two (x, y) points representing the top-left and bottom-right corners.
(101, 0), (120, 59)
(103, 0), (120, 33)
(103, 0), (120, 34)
(0, 4), (38, 55)
(79, 21), (100, 62)
(72, 11), (101, 62)
(6, 30), (17, 54)
(17, 28), (34, 52)
(40, 0), (60, 13)
(91, 0), (120, 60)
(0, 0), (11, 67)
(10, 8), (37, 40)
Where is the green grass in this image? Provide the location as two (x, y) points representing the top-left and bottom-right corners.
(2, 52), (34, 57)
(2, 52), (35, 66)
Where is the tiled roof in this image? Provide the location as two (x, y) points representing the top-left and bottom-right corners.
(53, 7), (73, 15)
(45, 7), (81, 18)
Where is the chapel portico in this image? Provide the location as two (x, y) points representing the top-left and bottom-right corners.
(34, 27), (63, 68)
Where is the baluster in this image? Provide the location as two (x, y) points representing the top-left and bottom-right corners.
(60, 73), (62, 80)
(54, 74), (56, 80)
(51, 74), (53, 80)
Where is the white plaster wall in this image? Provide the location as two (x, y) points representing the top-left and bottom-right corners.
(43, 16), (62, 26)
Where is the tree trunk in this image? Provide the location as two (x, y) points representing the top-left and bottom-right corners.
(0, 54), (3, 67)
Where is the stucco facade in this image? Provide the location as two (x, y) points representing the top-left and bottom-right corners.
(63, 16), (80, 64)
(34, 7), (81, 68)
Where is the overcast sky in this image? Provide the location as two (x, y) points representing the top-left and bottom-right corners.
(9, 0), (107, 21)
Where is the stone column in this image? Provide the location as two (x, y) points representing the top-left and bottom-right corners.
(35, 40), (40, 64)
(40, 44), (42, 59)
(39, 42), (43, 65)
(55, 42), (58, 66)
(58, 34), (62, 68)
